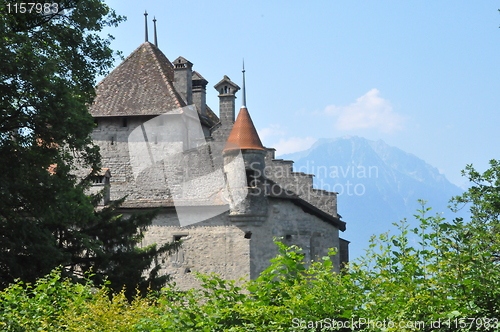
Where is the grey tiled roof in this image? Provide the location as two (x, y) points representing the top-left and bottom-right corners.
(89, 42), (186, 117)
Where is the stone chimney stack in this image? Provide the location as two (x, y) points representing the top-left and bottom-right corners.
(214, 76), (240, 125)
(173, 56), (193, 105)
(210, 76), (240, 144)
(192, 71), (208, 117)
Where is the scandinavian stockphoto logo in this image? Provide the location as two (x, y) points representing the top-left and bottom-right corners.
(294, 161), (379, 196)
(127, 105), (247, 227)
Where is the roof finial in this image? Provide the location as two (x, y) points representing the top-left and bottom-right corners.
(153, 17), (158, 47)
(144, 11), (148, 42)
(242, 59), (247, 108)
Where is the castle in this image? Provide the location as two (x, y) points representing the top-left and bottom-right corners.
(88, 21), (348, 289)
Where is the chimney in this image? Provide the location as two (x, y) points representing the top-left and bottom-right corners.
(214, 75), (240, 125)
(173, 56), (193, 105)
(192, 71), (208, 117)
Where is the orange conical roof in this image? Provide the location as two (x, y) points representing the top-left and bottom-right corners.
(224, 106), (265, 151)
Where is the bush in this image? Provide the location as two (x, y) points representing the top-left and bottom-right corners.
(3, 201), (500, 331)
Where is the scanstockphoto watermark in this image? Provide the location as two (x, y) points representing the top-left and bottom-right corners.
(291, 317), (425, 330)
(291, 317), (500, 331)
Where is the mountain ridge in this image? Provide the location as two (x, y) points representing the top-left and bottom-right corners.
(280, 136), (463, 260)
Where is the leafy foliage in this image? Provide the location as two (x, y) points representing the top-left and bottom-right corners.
(0, 201), (496, 331)
(2, 204), (500, 331)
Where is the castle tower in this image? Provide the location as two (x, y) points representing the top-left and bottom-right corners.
(223, 69), (268, 223)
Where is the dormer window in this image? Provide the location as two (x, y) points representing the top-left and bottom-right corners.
(92, 173), (110, 185)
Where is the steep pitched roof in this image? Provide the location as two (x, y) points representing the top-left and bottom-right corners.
(224, 106), (265, 151)
(89, 42), (185, 117)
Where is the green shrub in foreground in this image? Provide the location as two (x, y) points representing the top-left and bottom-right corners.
(3, 194), (500, 331)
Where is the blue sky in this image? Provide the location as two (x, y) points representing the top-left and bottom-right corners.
(101, 0), (500, 188)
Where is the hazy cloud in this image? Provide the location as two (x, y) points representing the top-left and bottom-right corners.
(324, 89), (405, 133)
(258, 124), (286, 142)
(273, 136), (317, 156)
(259, 125), (316, 155)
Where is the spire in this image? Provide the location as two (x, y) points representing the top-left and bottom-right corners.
(153, 16), (158, 47)
(242, 59), (247, 108)
(144, 11), (148, 42)
(223, 65), (264, 151)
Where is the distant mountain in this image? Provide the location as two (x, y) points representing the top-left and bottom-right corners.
(280, 136), (464, 260)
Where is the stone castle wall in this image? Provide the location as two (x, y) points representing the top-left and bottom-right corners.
(249, 198), (341, 278)
(136, 197), (340, 290)
(139, 209), (251, 290)
(92, 115), (218, 204)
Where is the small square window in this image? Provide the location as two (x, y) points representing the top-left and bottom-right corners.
(173, 234), (188, 242)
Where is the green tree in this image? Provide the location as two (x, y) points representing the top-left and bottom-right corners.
(0, 0), (177, 297)
(449, 159), (500, 318)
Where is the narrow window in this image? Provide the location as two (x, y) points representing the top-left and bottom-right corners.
(246, 170), (257, 187)
(122, 117), (128, 127)
(244, 231), (252, 239)
(110, 136), (114, 145)
(94, 118), (99, 127)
